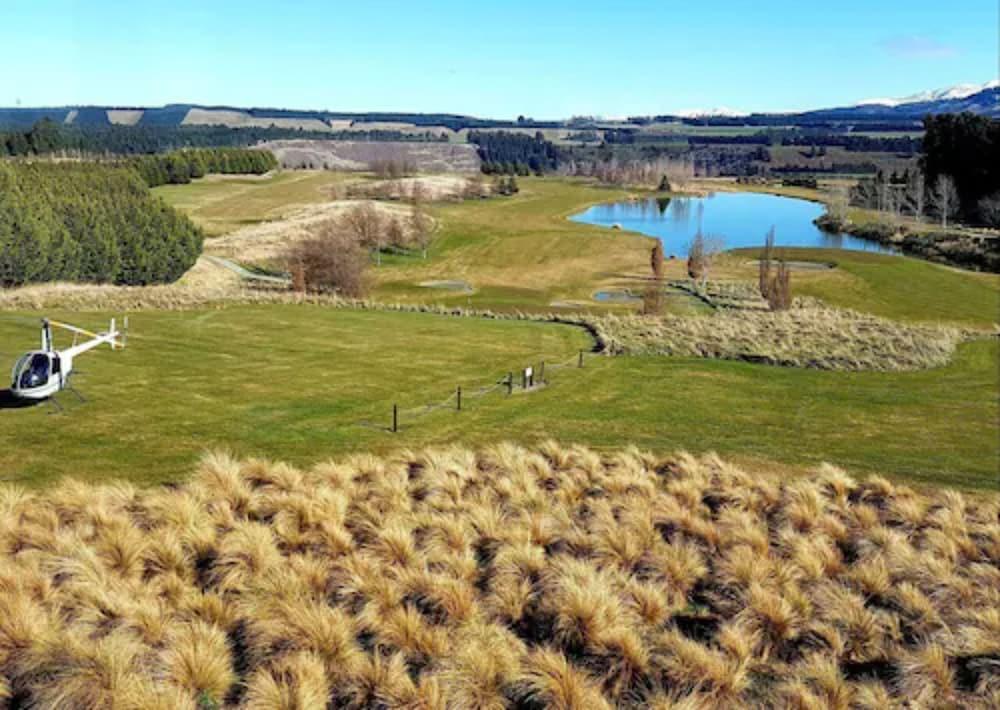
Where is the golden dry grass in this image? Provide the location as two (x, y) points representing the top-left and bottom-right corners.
(590, 304), (970, 371)
(1, 444), (997, 708)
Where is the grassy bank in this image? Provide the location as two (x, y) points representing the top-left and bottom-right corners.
(154, 170), (348, 236)
(1, 306), (996, 490)
(727, 247), (1000, 327)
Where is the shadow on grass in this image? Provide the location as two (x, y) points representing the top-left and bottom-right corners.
(0, 389), (45, 410)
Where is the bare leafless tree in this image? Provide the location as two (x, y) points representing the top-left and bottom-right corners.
(340, 202), (385, 265)
(930, 174), (960, 228)
(285, 222), (369, 297)
(977, 191), (1000, 228)
(462, 175), (488, 200)
(409, 180), (429, 205)
(759, 227), (775, 299)
(687, 230), (724, 291)
(651, 241), (664, 281)
(386, 216), (406, 250)
(906, 170), (926, 223)
(409, 205), (433, 259)
(641, 286), (664, 315)
(766, 260), (792, 311)
(827, 185), (850, 224)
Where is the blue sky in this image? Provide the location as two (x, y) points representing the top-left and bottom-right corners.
(2, 0), (996, 118)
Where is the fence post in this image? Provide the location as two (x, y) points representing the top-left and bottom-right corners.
(522, 369), (527, 390)
(578, 350), (584, 368)
(456, 386), (462, 411)
(392, 404), (398, 433)
(507, 372), (513, 396)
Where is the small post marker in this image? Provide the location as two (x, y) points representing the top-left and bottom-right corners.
(456, 386), (462, 411)
(392, 404), (398, 433)
(578, 350), (584, 368)
(507, 372), (513, 396)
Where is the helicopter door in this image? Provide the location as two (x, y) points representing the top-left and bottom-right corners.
(16, 353), (52, 391)
(11, 354), (29, 388)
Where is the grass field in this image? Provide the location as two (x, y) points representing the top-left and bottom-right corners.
(373, 179), (657, 311)
(1, 306), (996, 490)
(154, 171), (348, 236)
(4, 175), (997, 492)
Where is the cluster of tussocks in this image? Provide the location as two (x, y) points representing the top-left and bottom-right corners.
(1, 443), (998, 709)
(591, 304), (968, 371)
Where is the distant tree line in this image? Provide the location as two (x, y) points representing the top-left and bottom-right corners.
(0, 120), (447, 157)
(847, 114), (1000, 229)
(468, 131), (559, 175)
(779, 134), (920, 154)
(127, 148), (277, 187)
(0, 162), (202, 287)
(920, 113), (1000, 226)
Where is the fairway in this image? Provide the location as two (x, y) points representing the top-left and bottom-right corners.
(1, 306), (996, 491)
(373, 178), (657, 310)
(154, 170), (349, 236)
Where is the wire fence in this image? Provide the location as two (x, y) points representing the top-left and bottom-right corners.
(354, 349), (589, 433)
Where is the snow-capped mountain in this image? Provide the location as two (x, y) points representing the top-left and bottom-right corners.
(675, 107), (747, 119)
(857, 80), (999, 108)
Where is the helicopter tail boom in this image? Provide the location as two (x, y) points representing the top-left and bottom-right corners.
(55, 317), (128, 359)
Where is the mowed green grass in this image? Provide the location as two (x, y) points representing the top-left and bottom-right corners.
(375, 178), (658, 310)
(0, 306), (996, 491)
(154, 171), (348, 236)
(0, 307), (588, 487)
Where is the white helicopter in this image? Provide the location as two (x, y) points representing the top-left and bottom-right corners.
(9, 318), (127, 404)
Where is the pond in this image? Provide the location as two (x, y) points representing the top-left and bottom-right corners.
(570, 191), (897, 256)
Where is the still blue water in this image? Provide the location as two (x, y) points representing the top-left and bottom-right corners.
(570, 192), (896, 257)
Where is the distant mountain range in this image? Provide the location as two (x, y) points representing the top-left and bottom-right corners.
(858, 80), (999, 108)
(677, 81), (999, 121)
(0, 82), (996, 132)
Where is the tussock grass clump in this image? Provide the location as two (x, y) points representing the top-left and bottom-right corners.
(592, 305), (967, 371)
(0, 444), (998, 708)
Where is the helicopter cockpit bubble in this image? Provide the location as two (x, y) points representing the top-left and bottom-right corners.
(13, 352), (52, 392)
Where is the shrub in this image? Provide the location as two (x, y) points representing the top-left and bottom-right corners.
(284, 222), (369, 297)
(766, 261), (792, 312)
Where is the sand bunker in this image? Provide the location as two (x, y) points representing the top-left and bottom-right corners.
(419, 279), (474, 293)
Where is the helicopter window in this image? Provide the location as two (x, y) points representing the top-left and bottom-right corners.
(11, 355), (28, 386)
(52, 356), (61, 375)
(18, 353), (50, 390)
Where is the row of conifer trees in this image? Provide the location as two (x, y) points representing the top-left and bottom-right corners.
(128, 147), (277, 187)
(0, 162), (203, 287)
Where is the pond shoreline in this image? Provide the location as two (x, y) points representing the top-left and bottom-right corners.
(570, 191), (895, 257)
(815, 214), (999, 273)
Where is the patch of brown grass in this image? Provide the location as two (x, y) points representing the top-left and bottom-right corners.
(591, 304), (968, 371)
(0, 444), (998, 707)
